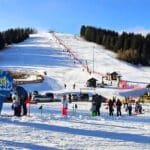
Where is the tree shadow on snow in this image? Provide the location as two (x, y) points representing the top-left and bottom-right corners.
(35, 107), (150, 125)
(0, 139), (58, 150)
(0, 117), (150, 145)
(66, 119), (138, 130)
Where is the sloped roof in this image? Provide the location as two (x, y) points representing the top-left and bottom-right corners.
(87, 77), (98, 81)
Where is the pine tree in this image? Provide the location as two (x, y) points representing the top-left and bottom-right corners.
(0, 32), (5, 49)
(80, 25), (86, 37)
(80, 25), (150, 66)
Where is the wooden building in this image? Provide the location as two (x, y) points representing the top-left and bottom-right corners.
(86, 77), (98, 88)
(106, 72), (121, 81)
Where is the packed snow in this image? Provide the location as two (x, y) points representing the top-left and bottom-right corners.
(0, 32), (150, 149)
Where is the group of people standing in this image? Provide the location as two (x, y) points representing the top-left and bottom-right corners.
(90, 94), (122, 117)
(108, 97), (122, 116)
(91, 95), (143, 117)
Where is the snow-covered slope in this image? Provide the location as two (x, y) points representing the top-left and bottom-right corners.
(0, 32), (150, 150)
(54, 32), (150, 83)
(0, 32), (149, 96)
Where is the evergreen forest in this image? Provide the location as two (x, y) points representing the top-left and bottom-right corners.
(80, 25), (150, 66)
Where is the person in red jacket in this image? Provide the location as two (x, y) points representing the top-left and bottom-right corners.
(61, 95), (68, 116)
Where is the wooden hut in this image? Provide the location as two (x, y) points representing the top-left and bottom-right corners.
(86, 78), (97, 88)
(106, 72), (121, 81)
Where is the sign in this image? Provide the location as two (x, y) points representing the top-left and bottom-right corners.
(0, 70), (13, 114)
(0, 70), (13, 91)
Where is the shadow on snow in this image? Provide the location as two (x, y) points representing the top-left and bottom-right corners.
(0, 139), (58, 150)
(0, 117), (149, 145)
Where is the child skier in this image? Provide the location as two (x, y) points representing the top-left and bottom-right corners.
(90, 101), (97, 116)
(12, 93), (21, 116)
(61, 95), (68, 116)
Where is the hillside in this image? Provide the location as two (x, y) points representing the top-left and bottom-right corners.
(0, 32), (150, 97)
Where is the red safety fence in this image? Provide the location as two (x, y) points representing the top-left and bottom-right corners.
(52, 33), (105, 77)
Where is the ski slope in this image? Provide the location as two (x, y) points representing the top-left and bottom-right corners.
(0, 32), (150, 96)
(0, 32), (150, 150)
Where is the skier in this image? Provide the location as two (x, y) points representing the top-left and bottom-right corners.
(108, 99), (114, 116)
(123, 97), (129, 109)
(135, 101), (142, 114)
(64, 84), (67, 89)
(12, 93), (21, 116)
(116, 98), (122, 116)
(90, 100), (96, 116)
(68, 93), (72, 103)
(94, 94), (103, 116)
(127, 103), (132, 116)
(138, 103), (142, 114)
(73, 83), (76, 89)
(112, 96), (116, 105)
(15, 85), (28, 116)
(72, 103), (78, 115)
(61, 95), (68, 116)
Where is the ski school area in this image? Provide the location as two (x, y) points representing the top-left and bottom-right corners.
(0, 70), (150, 149)
(1, 92), (150, 150)
(0, 69), (149, 118)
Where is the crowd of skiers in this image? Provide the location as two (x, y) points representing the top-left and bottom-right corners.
(10, 87), (143, 117)
(107, 97), (122, 116)
(60, 93), (144, 117)
(91, 95), (143, 117)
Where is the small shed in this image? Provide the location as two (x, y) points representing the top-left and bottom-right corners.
(86, 77), (98, 88)
(106, 72), (121, 81)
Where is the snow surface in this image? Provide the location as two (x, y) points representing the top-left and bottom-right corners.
(1, 102), (150, 150)
(0, 32), (150, 149)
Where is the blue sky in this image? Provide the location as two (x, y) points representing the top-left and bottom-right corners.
(0, 0), (149, 34)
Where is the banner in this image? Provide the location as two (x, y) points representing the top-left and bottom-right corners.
(0, 70), (13, 91)
(0, 70), (13, 114)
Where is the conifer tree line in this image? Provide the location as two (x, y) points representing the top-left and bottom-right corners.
(80, 25), (150, 66)
(0, 28), (36, 50)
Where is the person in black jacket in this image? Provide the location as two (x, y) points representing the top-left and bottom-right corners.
(108, 99), (114, 116)
(127, 103), (132, 116)
(15, 85), (28, 116)
(68, 94), (72, 103)
(92, 94), (103, 116)
(116, 98), (122, 116)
